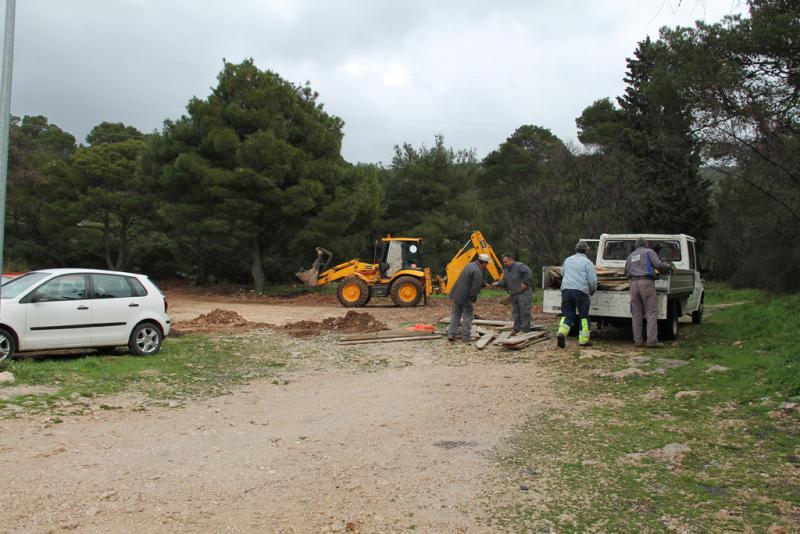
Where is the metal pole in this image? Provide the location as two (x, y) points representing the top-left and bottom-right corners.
(0, 0), (15, 291)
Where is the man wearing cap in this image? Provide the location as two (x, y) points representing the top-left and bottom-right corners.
(447, 254), (490, 343)
(491, 253), (533, 335)
(625, 237), (673, 348)
(556, 241), (597, 349)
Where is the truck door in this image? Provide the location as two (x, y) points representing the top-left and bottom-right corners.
(23, 273), (93, 350)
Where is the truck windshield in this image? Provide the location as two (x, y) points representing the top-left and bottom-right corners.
(603, 240), (682, 262)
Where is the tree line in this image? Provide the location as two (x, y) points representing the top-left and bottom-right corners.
(6, 0), (798, 293)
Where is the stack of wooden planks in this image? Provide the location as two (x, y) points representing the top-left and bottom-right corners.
(338, 319), (551, 349)
(544, 266), (629, 291)
(494, 330), (550, 350)
(439, 318), (550, 350)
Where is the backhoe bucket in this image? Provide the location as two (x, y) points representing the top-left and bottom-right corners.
(295, 247), (333, 287)
(295, 266), (320, 286)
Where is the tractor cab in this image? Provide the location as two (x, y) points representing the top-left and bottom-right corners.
(375, 236), (424, 279)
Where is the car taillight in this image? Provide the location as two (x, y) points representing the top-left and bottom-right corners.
(163, 295), (169, 312)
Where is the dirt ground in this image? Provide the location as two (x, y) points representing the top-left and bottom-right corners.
(0, 289), (570, 532)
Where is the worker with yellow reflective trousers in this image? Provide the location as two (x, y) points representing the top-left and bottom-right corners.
(557, 241), (597, 349)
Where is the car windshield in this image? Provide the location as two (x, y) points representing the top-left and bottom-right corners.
(0, 272), (50, 299)
(603, 240), (682, 262)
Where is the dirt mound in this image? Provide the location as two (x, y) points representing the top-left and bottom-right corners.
(174, 308), (268, 334)
(280, 311), (388, 338)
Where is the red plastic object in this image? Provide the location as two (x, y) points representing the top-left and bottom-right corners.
(405, 323), (435, 332)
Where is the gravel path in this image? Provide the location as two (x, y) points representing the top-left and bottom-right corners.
(0, 294), (562, 532)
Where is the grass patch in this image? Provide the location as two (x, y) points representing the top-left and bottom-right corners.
(0, 332), (289, 415)
(489, 286), (800, 532)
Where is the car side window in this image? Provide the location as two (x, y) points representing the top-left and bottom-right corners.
(689, 242), (697, 270)
(127, 277), (148, 297)
(34, 274), (87, 301)
(91, 274), (134, 299)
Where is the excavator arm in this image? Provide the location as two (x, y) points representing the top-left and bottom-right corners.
(436, 231), (503, 294)
(295, 247), (378, 287)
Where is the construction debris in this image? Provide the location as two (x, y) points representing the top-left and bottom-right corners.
(475, 330), (497, 349)
(493, 331), (512, 345)
(497, 331), (550, 350)
(543, 266), (629, 290)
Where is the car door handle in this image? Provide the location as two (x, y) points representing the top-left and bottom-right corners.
(128, 303), (139, 307)
(77, 305), (89, 310)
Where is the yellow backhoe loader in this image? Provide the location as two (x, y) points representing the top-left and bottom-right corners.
(295, 231), (503, 308)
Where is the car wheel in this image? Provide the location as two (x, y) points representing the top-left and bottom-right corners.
(128, 322), (163, 355)
(0, 328), (16, 362)
(658, 300), (679, 340)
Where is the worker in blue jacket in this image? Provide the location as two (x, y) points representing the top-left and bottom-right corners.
(557, 241), (597, 349)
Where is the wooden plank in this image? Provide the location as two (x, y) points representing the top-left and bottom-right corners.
(340, 329), (437, 342)
(337, 335), (443, 345)
(498, 331), (549, 347)
(474, 320), (514, 327)
(492, 331), (512, 345)
(498, 330), (548, 344)
(504, 334), (551, 350)
(475, 330), (498, 349)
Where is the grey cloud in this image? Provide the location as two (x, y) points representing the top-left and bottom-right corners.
(11, 0), (747, 160)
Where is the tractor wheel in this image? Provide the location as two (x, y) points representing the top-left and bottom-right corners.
(337, 277), (370, 307)
(390, 276), (424, 307)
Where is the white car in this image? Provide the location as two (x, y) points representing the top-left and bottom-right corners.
(0, 268), (171, 361)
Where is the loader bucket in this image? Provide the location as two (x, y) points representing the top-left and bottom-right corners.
(295, 266), (320, 286)
(295, 247), (333, 287)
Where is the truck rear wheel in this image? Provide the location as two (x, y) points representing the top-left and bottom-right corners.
(658, 299), (679, 340)
(337, 277), (370, 307)
(692, 294), (704, 324)
(390, 276), (424, 307)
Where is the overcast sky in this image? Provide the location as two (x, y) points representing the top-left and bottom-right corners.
(10, 0), (747, 164)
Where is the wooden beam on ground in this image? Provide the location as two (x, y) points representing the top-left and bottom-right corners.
(337, 334), (443, 345)
(474, 320), (514, 327)
(503, 334), (551, 350)
(498, 330), (549, 347)
(475, 329), (498, 349)
(492, 331), (512, 345)
(340, 329), (437, 342)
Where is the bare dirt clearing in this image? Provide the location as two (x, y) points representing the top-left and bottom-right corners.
(0, 289), (572, 532)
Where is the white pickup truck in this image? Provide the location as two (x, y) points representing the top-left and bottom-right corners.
(542, 233), (705, 339)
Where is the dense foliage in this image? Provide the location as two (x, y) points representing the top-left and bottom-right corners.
(5, 1), (797, 292)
